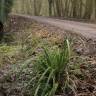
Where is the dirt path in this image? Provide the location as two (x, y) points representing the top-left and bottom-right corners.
(12, 14), (96, 40)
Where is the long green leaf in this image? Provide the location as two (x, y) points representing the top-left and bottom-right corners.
(41, 69), (54, 96)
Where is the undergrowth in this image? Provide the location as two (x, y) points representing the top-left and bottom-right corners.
(0, 21), (87, 96)
(16, 39), (83, 96)
(0, 35), (84, 96)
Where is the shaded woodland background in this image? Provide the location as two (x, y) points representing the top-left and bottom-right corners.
(12, 0), (96, 21)
(0, 0), (13, 23)
(0, 0), (96, 23)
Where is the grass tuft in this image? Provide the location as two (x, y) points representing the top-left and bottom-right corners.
(24, 39), (78, 96)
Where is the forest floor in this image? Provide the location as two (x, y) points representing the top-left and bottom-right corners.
(0, 15), (96, 96)
(11, 14), (96, 56)
(13, 14), (96, 40)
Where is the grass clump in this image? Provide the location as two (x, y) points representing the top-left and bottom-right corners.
(24, 39), (79, 96)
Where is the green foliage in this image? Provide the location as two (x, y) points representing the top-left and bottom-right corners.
(0, 44), (18, 53)
(23, 39), (78, 95)
(0, 0), (13, 22)
(0, 33), (84, 95)
(0, 44), (21, 66)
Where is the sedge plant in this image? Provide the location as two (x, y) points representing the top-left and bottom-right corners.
(26, 39), (77, 96)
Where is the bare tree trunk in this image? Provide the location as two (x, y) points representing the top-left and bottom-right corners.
(48, 0), (53, 16)
(90, 0), (96, 21)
